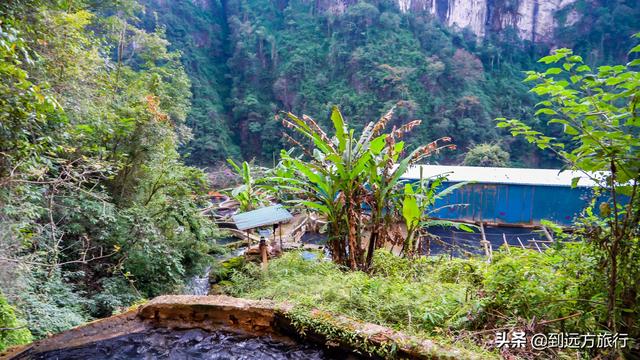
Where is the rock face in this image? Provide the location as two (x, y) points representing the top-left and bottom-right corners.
(395, 0), (576, 42)
(489, 0), (577, 42)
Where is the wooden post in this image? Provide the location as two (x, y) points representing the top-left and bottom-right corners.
(271, 224), (277, 250)
(541, 226), (554, 243)
(517, 236), (526, 250)
(279, 223), (283, 251)
(259, 238), (268, 270)
(479, 222), (491, 262)
(502, 233), (511, 254)
(246, 230), (251, 247)
(531, 239), (542, 253)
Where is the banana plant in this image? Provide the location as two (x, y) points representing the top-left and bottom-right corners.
(401, 171), (475, 258)
(278, 104), (457, 270)
(363, 121), (457, 267)
(278, 106), (381, 268)
(225, 159), (268, 212)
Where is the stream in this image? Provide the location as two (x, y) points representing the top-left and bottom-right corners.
(183, 246), (247, 296)
(184, 265), (212, 295)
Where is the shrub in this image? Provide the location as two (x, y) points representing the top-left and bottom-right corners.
(225, 250), (474, 333)
(16, 270), (89, 339)
(436, 258), (483, 286)
(0, 292), (32, 352)
(481, 245), (597, 332)
(88, 277), (142, 318)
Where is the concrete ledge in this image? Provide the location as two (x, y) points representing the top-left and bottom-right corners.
(1, 309), (147, 359)
(1, 295), (489, 359)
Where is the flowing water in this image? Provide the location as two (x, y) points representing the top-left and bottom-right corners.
(31, 328), (345, 360)
(184, 265), (212, 295)
(184, 246), (247, 295)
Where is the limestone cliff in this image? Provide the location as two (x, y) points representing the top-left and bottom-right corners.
(178, 0), (575, 42)
(396, 0), (576, 42)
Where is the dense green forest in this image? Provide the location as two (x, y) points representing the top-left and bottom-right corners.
(1, 0), (639, 358)
(0, 0), (220, 346)
(140, 0), (639, 167)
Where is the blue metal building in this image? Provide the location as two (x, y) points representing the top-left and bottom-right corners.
(401, 165), (597, 226)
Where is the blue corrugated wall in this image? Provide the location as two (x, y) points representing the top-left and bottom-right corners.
(427, 182), (593, 225)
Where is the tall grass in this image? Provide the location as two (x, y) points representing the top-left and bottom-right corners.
(226, 250), (482, 335)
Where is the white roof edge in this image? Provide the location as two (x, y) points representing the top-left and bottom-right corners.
(400, 165), (602, 187)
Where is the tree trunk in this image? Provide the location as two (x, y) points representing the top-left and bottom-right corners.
(365, 225), (378, 270)
(607, 239), (618, 332)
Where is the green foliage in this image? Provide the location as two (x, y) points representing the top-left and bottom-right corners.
(136, 0), (639, 168)
(224, 159), (269, 211)
(210, 256), (246, 284)
(0, 0), (224, 340)
(461, 143), (511, 167)
(139, 0), (240, 164)
(482, 246), (595, 331)
(14, 269), (90, 339)
(402, 183), (420, 230)
(0, 292), (32, 352)
(555, 0), (640, 63)
(277, 105), (455, 269)
(141, 0), (579, 167)
(402, 172), (473, 256)
(88, 277), (142, 318)
(1, 2), (638, 357)
(497, 41), (640, 354)
(225, 250), (476, 335)
(0, 21), (63, 180)
(224, 246), (612, 357)
(284, 306), (400, 358)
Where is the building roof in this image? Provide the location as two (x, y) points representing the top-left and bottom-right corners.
(401, 165), (600, 187)
(232, 205), (293, 231)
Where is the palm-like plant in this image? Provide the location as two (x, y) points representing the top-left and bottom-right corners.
(401, 169), (475, 257)
(225, 159), (268, 212)
(278, 104), (456, 270)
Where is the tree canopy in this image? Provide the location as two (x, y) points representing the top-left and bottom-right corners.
(0, 0), (220, 343)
